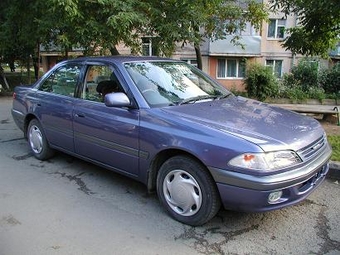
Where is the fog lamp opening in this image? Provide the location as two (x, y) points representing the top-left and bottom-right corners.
(268, 191), (283, 204)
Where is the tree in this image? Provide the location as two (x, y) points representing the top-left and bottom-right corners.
(0, 0), (149, 76)
(53, 0), (268, 70)
(69, 0), (149, 55)
(0, 0), (268, 73)
(37, 0), (82, 57)
(136, 0), (268, 69)
(0, 0), (37, 65)
(0, 0), (43, 82)
(269, 0), (340, 57)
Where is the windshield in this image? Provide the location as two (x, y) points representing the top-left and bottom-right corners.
(124, 61), (231, 107)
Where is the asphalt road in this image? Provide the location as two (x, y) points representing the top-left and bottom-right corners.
(1, 96), (340, 255)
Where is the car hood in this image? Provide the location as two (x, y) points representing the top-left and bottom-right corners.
(161, 96), (324, 152)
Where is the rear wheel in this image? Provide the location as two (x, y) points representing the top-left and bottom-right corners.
(157, 155), (221, 226)
(27, 119), (54, 160)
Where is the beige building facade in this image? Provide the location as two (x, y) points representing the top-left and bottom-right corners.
(170, 8), (305, 91)
(171, 1), (338, 91)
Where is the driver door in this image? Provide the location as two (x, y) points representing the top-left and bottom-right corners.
(73, 63), (140, 176)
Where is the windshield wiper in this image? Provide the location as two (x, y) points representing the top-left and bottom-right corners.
(175, 93), (233, 105)
(176, 95), (219, 105)
(172, 93), (233, 106)
(217, 93), (233, 100)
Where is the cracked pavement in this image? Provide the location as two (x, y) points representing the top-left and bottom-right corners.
(1, 96), (339, 255)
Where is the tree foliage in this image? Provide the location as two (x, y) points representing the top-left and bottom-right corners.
(136, 0), (268, 68)
(319, 63), (340, 97)
(1, 0), (338, 69)
(0, 0), (269, 74)
(0, 0), (41, 63)
(269, 0), (340, 57)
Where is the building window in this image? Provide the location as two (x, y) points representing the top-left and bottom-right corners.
(217, 59), (245, 78)
(267, 19), (286, 39)
(266, 60), (283, 78)
(142, 37), (158, 56)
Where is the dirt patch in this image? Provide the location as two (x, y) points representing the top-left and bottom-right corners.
(308, 113), (339, 136)
(320, 120), (340, 136)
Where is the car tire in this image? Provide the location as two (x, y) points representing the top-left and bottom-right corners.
(157, 155), (221, 226)
(27, 119), (55, 160)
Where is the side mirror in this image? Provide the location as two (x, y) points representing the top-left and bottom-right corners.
(104, 92), (131, 107)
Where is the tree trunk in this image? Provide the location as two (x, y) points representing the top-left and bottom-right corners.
(0, 67), (10, 90)
(110, 46), (120, 55)
(26, 56), (31, 84)
(33, 42), (40, 81)
(194, 43), (203, 70)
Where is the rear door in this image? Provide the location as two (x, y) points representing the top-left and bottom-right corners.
(73, 62), (140, 177)
(34, 63), (83, 152)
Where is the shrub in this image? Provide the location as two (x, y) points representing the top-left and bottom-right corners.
(319, 63), (340, 99)
(288, 59), (319, 91)
(307, 86), (326, 101)
(281, 72), (296, 88)
(239, 58), (338, 102)
(279, 58), (331, 101)
(244, 63), (279, 101)
(279, 85), (308, 101)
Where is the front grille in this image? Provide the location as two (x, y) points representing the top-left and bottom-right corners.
(298, 134), (327, 161)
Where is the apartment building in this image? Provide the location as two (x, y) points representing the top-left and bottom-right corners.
(170, 10), (304, 91)
(170, 5), (339, 91)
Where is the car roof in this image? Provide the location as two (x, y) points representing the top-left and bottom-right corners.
(68, 55), (177, 65)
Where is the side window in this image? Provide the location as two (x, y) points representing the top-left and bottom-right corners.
(217, 58), (246, 78)
(141, 37), (158, 56)
(39, 64), (81, 97)
(267, 19), (286, 39)
(82, 65), (122, 102)
(266, 59), (283, 78)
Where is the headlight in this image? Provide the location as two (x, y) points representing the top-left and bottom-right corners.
(228, 151), (301, 171)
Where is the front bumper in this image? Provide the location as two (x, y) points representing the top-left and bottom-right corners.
(209, 143), (332, 212)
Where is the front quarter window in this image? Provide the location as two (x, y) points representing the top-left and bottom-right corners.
(39, 64), (81, 97)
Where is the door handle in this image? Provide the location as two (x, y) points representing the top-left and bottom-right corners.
(75, 113), (85, 118)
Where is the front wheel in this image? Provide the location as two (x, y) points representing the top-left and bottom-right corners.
(157, 156), (221, 226)
(27, 119), (55, 160)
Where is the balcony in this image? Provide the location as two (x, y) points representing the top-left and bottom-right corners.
(205, 35), (261, 57)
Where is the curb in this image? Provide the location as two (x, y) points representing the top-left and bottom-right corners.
(328, 161), (340, 180)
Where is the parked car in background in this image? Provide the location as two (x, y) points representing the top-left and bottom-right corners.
(11, 56), (332, 226)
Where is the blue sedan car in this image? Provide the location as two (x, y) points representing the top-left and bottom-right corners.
(11, 56), (332, 226)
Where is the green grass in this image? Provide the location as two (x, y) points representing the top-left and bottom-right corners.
(328, 135), (340, 161)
